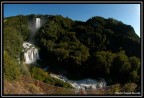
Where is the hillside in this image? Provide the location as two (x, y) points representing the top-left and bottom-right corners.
(3, 14), (141, 95)
(4, 76), (76, 95)
(35, 15), (140, 84)
(4, 76), (138, 95)
(4, 76), (107, 95)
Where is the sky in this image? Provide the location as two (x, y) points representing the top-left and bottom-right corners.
(3, 4), (140, 37)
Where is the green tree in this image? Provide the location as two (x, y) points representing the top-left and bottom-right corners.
(129, 71), (139, 83)
(90, 51), (115, 78)
(4, 26), (23, 59)
(122, 83), (137, 92)
(111, 51), (131, 83)
(29, 66), (48, 81)
(36, 16), (90, 71)
(129, 56), (140, 71)
(5, 15), (30, 41)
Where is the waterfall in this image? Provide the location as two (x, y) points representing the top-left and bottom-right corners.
(28, 17), (41, 43)
(23, 17), (41, 64)
(36, 18), (41, 29)
(50, 73), (107, 90)
(23, 42), (39, 64)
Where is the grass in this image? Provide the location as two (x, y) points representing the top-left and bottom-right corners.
(4, 76), (139, 95)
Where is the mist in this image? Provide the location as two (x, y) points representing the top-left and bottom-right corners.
(28, 17), (47, 43)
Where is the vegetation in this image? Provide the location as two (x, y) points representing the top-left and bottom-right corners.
(3, 14), (141, 93)
(29, 66), (73, 89)
(4, 15), (32, 81)
(4, 51), (21, 81)
(4, 77), (75, 94)
(35, 15), (140, 86)
(4, 78), (138, 94)
(4, 15), (30, 41)
(107, 83), (138, 94)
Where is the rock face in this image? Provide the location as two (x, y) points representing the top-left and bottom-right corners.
(23, 42), (39, 64)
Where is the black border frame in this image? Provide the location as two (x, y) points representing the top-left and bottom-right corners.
(1, 1), (143, 97)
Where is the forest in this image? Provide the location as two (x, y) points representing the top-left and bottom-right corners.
(4, 14), (141, 93)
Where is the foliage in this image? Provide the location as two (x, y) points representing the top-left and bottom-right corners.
(4, 26), (23, 58)
(110, 51), (140, 84)
(111, 51), (131, 83)
(32, 15), (141, 86)
(4, 51), (21, 81)
(5, 15), (31, 41)
(20, 64), (31, 76)
(107, 83), (137, 94)
(129, 56), (140, 71)
(27, 83), (41, 93)
(88, 51), (115, 78)
(29, 66), (73, 88)
(36, 15), (89, 71)
(122, 83), (137, 92)
(107, 84), (121, 94)
(4, 14), (141, 87)
(29, 66), (49, 81)
(129, 71), (140, 83)
(114, 51), (131, 71)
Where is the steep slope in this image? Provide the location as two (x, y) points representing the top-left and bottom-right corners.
(35, 15), (140, 85)
(3, 76), (109, 95)
(3, 14), (141, 95)
(4, 76), (76, 95)
(4, 76), (138, 95)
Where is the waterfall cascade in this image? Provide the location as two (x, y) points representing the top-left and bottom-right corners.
(50, 74), (107, 90)
(23, 17), (107, 89)
(23, 42), (39, 64)
(23, 18), (41, 64)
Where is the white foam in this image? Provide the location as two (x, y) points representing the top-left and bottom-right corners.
(50, 73), (107, 90)
(23, 42), (39, 64)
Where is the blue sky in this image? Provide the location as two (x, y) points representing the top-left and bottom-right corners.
(4, 4), (140, 37)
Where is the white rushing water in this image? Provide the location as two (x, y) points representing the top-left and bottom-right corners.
(50, 73), (107, 90)
(28, 17), (41, 43)
(23, 17), (106, 89)
(23, 42), (39, 64)
(36, 18), (41, 29)
(23, 18), (41, 64)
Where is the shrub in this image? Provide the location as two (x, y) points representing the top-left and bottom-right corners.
(52, 78), (73, 88)
(129, 71), (139, 83)
(29, 66), (48, 81)
(27, 83), (41, 93)
(20, 64), (31, 76)
(122, 83), (137, 92)
(4, 51), (21, 81)
(29, 66), (73, 88)
(107, 84), (121, 94)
